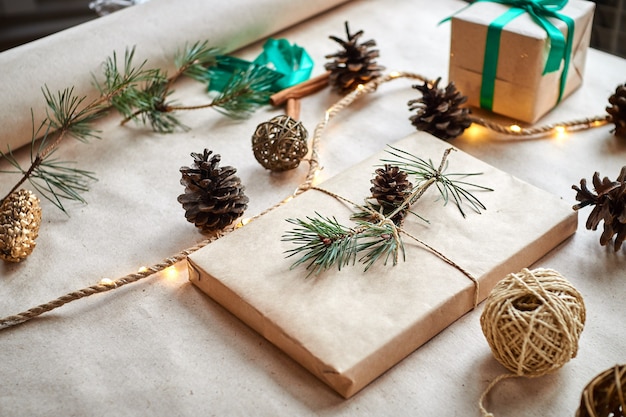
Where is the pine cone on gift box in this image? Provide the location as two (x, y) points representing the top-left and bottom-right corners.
(370, 164), (413, 225)
(572, 167), (626, 251)
(325, 21), (385, 95)
(607, 83), (626, 137)
(178, 149), (249, 232)
(0, 189), (42, 262)
(408, 77), (472, 140)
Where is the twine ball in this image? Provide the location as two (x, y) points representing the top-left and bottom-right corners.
(252, 115), (308, 172)
(480, 268), (586, 377)
(576, 365), (626, 417)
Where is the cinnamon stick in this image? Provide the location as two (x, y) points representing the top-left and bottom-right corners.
(270, 71), (330, 106)
(285, 98), (301, 120)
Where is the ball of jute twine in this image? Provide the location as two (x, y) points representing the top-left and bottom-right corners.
(252, 115), (308, 172)
(478, 268), (586, 417)
(576, 364), (626, 417)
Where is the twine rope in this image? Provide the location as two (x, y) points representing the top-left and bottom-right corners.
(470, 115), (610, 138)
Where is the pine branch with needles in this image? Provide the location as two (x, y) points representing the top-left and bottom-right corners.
(118, 43), (280, 130)
(282, 147), (492, 275)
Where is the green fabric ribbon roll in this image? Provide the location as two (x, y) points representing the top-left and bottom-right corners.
(444, 0), (575, 111)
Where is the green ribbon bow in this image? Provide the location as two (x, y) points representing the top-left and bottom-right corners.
(445, 0), (575, 111)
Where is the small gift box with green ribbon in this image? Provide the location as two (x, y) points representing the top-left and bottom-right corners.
(447, 0), (595, 123)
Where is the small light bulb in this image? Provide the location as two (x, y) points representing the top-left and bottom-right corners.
(509, 124), (522, 133)
(164, 266), (178, 279)
(100, 278), (114, 286)
(554, 125), (567, 140)
(138, 266), (148, 273)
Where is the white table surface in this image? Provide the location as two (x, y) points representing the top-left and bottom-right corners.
(1, 1), (624, 416)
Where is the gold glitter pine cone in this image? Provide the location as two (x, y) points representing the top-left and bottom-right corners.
(0, 189), (42, 262)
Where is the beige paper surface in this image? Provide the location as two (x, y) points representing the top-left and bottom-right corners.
(0, 0), (351, 153)
(187, 132), (577, 398)
(448, 0), (595, 123)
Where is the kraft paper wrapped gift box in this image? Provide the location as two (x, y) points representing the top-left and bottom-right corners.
(187, 132), (577, 398)
(448, 0), (595, 123)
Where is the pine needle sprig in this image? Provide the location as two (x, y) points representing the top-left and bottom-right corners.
(207, 65), (281, 119)
(95, 47), (159, 98)
(118, 49), (278, 130)
(174, 41), (221, 83)
(30, 155), (96, 211)
(42, 86), (102, 143)
(283, 213), (361, 276)
(0, 135), (95, 213)
(117, 73), (188, 133)
(355, 219), (405, 271)
(381, 145), (492, 217)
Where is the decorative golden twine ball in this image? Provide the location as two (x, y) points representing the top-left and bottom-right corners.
(0, 189), (42, 262)
(576, 365), (626, 417)
(480, 268), (586, 377)
(252, 115), (308, 172)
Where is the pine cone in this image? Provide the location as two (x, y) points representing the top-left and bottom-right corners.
(607, 84), (626, 137)
(371, 164), (413, 225)
(178, 149), (249, 232)
(324, 21), (385, 95)
(0, 189), (42, 262)
(572, 166), (626, 251)
(408, 77), (472, 140)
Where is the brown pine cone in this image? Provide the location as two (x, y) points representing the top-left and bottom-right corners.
(324, 21), (385, 95)
(607, 84), (626, 137)
(408, 77), (472, 140)
(371, 164), (413, 225)
(573, 166), (626, 251)
(178, 149), (249, 232)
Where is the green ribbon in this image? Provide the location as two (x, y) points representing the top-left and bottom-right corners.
(205, 55), (281, 93)
(445, 0), (575, 111)
(206, 39), (313, 94)
(253, 38), (314, 90)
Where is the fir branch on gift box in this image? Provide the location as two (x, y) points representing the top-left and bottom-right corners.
(283, 147), (492, 275)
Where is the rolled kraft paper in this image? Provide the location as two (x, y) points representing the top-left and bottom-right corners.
(0, 0), (351, 152)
